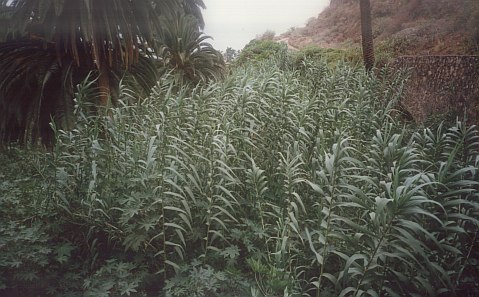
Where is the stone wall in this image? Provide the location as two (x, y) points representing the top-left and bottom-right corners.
(393, 55), (479, 125)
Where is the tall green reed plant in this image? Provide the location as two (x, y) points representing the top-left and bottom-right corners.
(1, 53), (477, 297)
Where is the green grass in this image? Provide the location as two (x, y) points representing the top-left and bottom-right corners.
(1, 56), (478, 297)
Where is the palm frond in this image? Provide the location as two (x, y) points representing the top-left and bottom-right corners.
(0, 38), (78, 144)
(157, 14), (225, 83)
(0, 38), (155, 144)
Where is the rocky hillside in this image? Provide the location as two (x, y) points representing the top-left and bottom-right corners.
(277, 0), (479, 56)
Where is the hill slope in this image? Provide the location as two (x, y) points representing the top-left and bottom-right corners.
(277, 0), (479, 56)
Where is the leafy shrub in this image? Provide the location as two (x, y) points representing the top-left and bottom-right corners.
(83, 260), (147, 297)
(164, 261), (250, 297)
(0, 206), (83, 296)
(235, 39), (289, 67)
(292, 44), (362, 68)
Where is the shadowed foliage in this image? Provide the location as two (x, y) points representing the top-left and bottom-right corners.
(0, 0), (207, 145)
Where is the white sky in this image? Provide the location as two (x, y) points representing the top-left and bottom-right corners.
(202, 0), (330, 51)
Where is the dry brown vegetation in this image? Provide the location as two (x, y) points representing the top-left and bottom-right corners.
(277, 0), (479, 56)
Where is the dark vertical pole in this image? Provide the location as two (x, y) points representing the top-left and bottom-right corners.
(360, 0), (375, 72)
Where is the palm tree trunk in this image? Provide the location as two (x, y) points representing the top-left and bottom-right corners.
(360, 0), (375, 72)
(98, 62), (111, 107)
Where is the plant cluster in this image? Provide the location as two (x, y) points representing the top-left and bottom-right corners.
(292, 44), (362, 69)
(1, 56), (478, 296)
(235, 40), (289, 67)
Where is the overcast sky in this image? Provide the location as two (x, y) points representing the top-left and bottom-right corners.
(202, 0), (330, 51)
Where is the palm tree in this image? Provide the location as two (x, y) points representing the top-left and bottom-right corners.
(157, 14), (225, 83)
(359, 0), (375, 72)
(0, 0), (206, 144)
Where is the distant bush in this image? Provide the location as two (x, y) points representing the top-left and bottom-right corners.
(235, 39), (289, 66)
(292, 44), (362, 68)
(235, 41), (363, 71)
(256, 30), (276, 41)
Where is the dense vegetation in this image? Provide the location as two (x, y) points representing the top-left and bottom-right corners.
(0, 0), (224, 145)
(1, 50), (478, 296)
